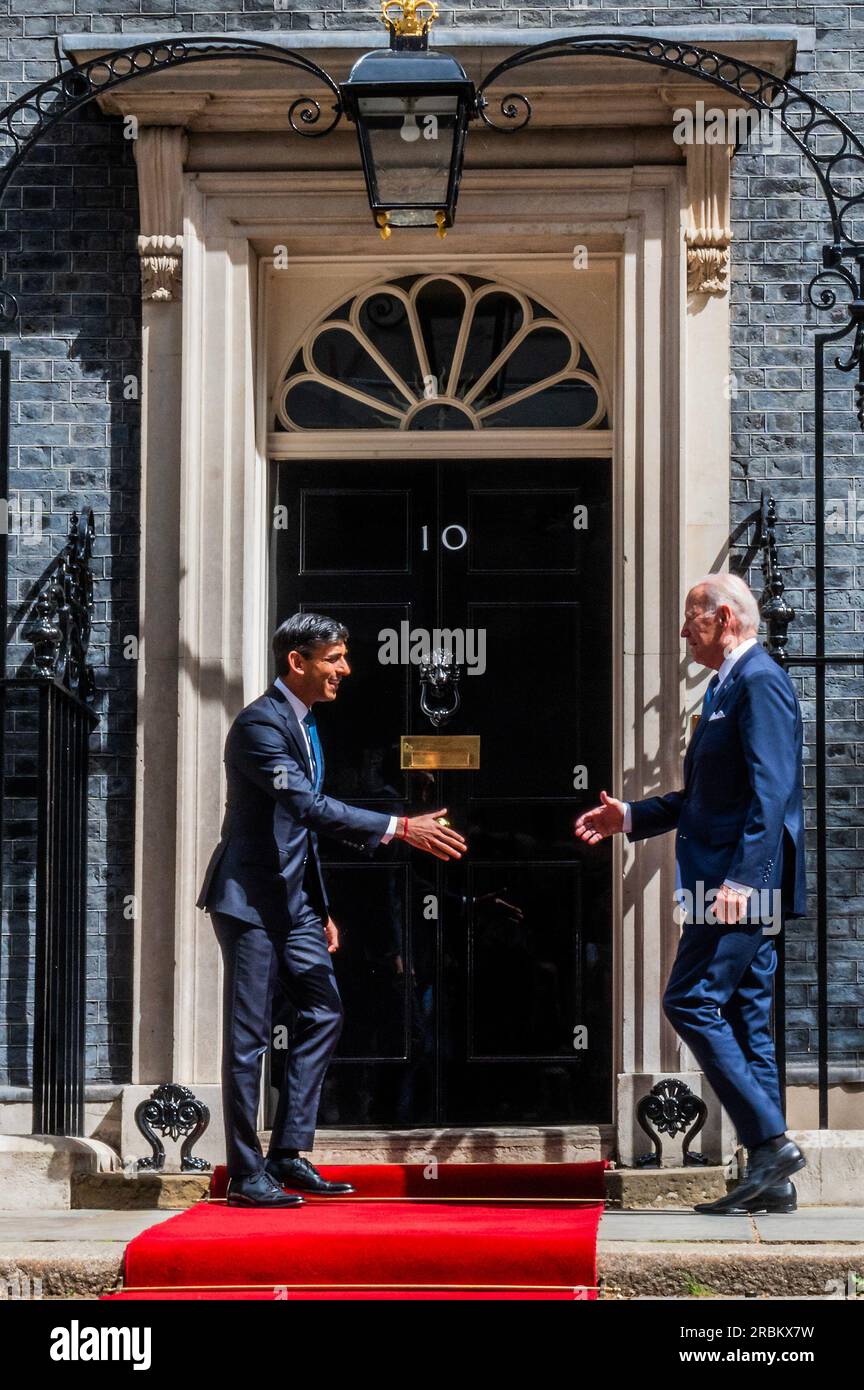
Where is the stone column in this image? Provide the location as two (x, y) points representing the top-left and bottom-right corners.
(131, 128), (188, 1085)
(616, 142), (737, 1167)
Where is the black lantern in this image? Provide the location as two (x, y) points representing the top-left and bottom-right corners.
(340, 1), (476, 239)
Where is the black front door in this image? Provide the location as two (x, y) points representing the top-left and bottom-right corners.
(271, 455), (613, 1127)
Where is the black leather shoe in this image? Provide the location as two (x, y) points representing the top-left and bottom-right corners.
(265, 1155), (355, 1196)
(712, 1180), (797, 1215)
(738, 1178), (797, 1214)
(694, 1139), (805, 1215)
(226, 1171), (305, 1208)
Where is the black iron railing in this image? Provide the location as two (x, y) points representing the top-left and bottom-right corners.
(757, 490), (863, 1128)
(32, 679), (97, 1134)
(0, 492), (99, 1135)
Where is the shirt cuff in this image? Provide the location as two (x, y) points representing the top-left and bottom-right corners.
(380, 814), (398, 845)
(622, 803), (632, 833)
(723, 879), (754, 898)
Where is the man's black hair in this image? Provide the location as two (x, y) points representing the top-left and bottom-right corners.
(272, 612), (349, 677)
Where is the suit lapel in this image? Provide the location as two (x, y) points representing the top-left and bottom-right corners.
(266, 683), (314, 782)
(686, 641), (763, 766)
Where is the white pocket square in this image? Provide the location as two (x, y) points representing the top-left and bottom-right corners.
(708, 710), (726, 721)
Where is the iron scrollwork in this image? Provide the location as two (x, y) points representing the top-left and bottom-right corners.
(477, 91), (532, 133)
(0, 36), (342, 195)
(807, 245), (864, 430)
(757, 492), (796, 668)
(21, 506), (97, 703)
(133, 1083), (211, 1173)
(635, 1077), (709, 1167)
(0, 36), (344, 320)
(475, 32), (864, 428)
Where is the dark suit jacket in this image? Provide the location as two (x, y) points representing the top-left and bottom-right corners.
(627, 642), (807, 917)
(196, 682), (391, 928)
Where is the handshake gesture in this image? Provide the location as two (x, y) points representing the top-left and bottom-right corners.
(573, 790), (626, 844)
(396, 807), (467, 862)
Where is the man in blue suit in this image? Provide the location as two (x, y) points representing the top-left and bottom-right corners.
(574, 574), (807, 1213)
(197, 612), (466, 1208)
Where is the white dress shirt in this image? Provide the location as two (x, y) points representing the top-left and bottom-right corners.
(274, 676), (397, 843)
(621, 636), (759, 897)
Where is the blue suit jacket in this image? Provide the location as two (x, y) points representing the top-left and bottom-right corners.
(196, 682), (391, 928)
(627, 643), (807, 919)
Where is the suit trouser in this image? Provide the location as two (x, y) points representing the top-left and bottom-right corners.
(211, 894), (344, 1178)
(662, 910), (787, 1150)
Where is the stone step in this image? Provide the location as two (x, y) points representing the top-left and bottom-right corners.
(598, 1244), (864, 1301)
(72, 1172), (209, 1210)
(1, 1241), (860, 1301)
(604, 1165), (729, 1209)
(73, 1164), (731, 1210)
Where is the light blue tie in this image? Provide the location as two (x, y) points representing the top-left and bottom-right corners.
(303, 711), (323, 792)
(701, 673), (721, 718)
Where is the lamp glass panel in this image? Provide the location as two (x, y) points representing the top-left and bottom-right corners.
(358, 94), (460, 208)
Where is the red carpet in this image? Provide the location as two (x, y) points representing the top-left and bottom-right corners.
(103, 1163), (606, 1302)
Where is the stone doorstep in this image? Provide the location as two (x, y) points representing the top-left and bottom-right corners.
(72, 1165), (730, 1210)
(605, 1166), (729, 1209)
(71, 1173), (210, 1210)
(7, 1129), (864, 1211)
(300, 1127), (613, 1164)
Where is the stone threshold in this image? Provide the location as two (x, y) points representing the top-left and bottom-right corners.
(70, 1163), (726, 1210)
(297, 1126), (614, 1165)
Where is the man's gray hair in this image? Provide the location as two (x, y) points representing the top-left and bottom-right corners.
(690, 573), (761, 635)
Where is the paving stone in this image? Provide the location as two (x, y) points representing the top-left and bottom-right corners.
(600, 1210), (756, 1242)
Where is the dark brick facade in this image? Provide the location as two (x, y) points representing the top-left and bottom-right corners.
(0, 3), (861, 1087)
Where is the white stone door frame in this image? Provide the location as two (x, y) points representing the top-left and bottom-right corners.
(128, 162), (734, 1164)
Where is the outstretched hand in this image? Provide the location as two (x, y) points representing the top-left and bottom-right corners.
(573, 790), (626, 845)
(400, 808), (467, 861)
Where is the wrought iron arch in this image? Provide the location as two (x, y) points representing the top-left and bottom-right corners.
(477, 33), (864, 419)
(0, 36), (346, 325)
(0, 34), (342, 187)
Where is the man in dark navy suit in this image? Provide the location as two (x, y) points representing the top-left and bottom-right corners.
(575, 574), (807, 1213)
(197, 612), (466, 1208)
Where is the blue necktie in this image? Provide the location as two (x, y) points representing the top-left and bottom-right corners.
(701, 673), (721, 718)
(303, 710), (323, 792)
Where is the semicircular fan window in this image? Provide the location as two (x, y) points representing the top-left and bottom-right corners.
(274, 274), (608, 432)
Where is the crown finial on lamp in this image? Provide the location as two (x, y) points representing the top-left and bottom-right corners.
(382, 0), (439, 47)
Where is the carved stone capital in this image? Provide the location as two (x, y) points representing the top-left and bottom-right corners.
(683, 141), (734, 296)
(137, 233), (184, 303)
(133, 128), (189, 302)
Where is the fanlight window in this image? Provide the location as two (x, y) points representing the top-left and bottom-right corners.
(273, 274), (608, 432)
